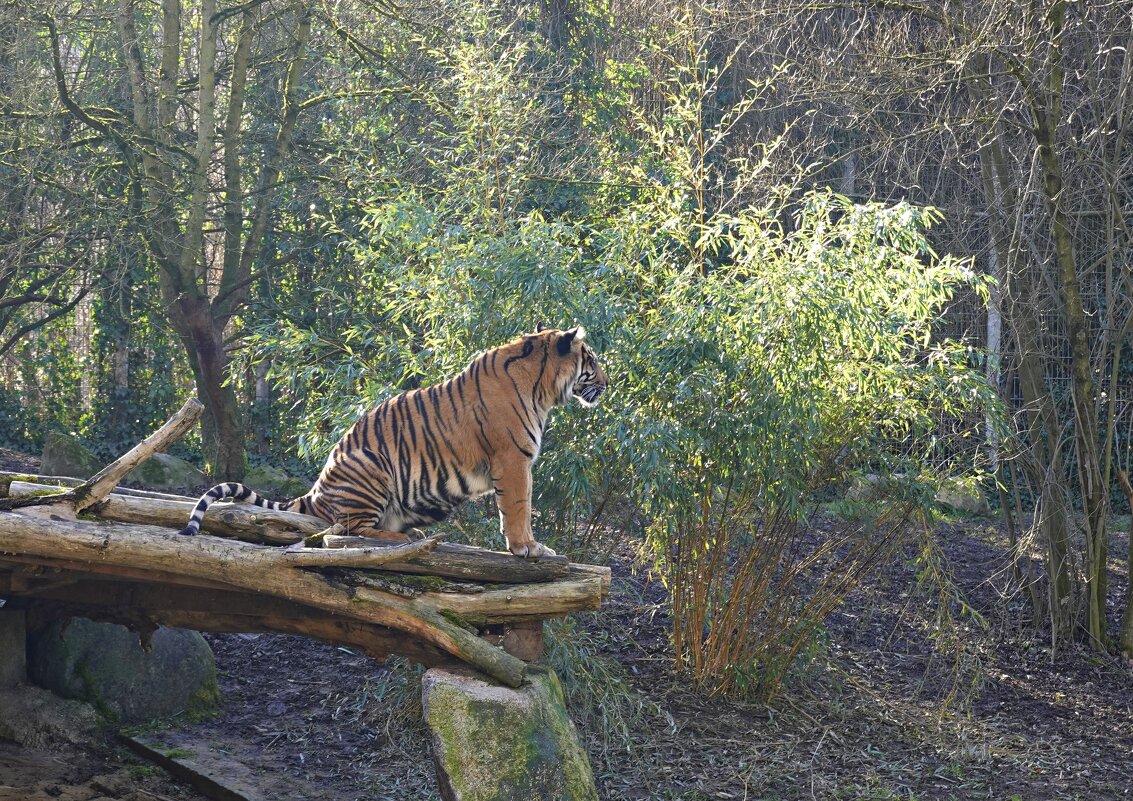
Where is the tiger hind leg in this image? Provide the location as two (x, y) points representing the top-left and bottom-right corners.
(324, 501), (409, 542)
(340, 520), (411, 542)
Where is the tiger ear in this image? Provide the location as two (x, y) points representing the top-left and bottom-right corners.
(556, 325), (586, 356)
(536, 322), (548, 333)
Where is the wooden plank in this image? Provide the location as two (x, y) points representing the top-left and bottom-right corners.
(122, 734), (329, 801)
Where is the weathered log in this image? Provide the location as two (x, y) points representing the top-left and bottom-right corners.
(333, 570), (488, 596)
(74, 398), (204, 512)
(8, 481), (324, 543)
(280, 536), (445, 568)
(0, 553), (241, 594)
(568, 563), (613, 596)
(406, 576), (606, 625)
(9, 577), (452, 668)
(0, 472), (199, 500)
(0, 511), (527, 687)
(8, 482), (582, 583)
(324, 535), (572, 583)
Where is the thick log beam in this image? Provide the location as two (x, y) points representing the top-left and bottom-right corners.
(8, 578), (452, 668)
(355, 576), (606, 625)
(0, 511), (527, 687)
(7, 481), (325, 543)
(324, 536), (573, 583)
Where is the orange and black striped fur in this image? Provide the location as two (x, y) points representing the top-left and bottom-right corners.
(178, 326), (608, 557)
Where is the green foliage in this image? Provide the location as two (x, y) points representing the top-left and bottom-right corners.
(0, 317), (91, 453)
(242, 3), (997, 701)
(1, 0), (999, 705)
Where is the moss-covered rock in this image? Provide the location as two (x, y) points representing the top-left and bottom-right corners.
(422, 665), (597, 801)
(41, 431), (102, 479)
(126, 452), (207, 493)
(27, 619), (220, 725)
(243, 464), (310, 499)
(935, 476), (989, 515)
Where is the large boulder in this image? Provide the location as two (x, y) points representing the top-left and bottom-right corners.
(40, 431), (102, 479)
(125, 452), (206, 493)
(28, 618), (220, 724)
(935, 477), (990, 515)
(422, 665), (597, 801)
(242, 464), (310, 499)
(0, 608), (26, 687)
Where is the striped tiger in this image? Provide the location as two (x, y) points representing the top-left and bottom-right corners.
(178, 325), (608, 557)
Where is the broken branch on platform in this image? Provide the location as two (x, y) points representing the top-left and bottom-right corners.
(0, 398), (203, 514)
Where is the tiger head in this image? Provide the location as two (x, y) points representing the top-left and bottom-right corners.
(536, 324), (609, 407)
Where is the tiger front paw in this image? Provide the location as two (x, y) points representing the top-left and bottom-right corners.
(508, 540), (556, 559)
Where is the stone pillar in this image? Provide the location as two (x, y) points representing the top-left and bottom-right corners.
(0, 606), (27, 687)
(422, 664), (598, 801)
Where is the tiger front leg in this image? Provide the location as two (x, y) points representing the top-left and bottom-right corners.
(492, 460), (555, 558)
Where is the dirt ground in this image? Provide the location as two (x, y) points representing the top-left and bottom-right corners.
(3, 445), (1133, 800)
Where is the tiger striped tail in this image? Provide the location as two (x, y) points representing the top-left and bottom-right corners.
(177, 482), (290, 536)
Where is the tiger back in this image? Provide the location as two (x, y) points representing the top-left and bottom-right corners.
(178, 326), (608, 557)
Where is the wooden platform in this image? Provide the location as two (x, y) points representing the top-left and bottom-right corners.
(0, 401), (609, 688)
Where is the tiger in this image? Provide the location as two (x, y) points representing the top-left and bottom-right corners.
(178, 325), (608, 558)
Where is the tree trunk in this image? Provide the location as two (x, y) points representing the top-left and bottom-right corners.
(1029, 0), (1108, 649)
(177, 292), (245, 480)
(968, 58), (1074, 645)
(1118, 472), (1133, 658)
(52, 1), (317, 482)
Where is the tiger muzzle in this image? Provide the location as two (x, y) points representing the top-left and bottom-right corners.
(579, 382), (606, 404)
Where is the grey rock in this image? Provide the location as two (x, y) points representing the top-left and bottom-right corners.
(0, 608), (26, 687)
(28, 618), (220, 724)
(422, 665), (597, 801)
(243, 464), (309, 499)
(40, 431), (102, 479)
(0, 684), (102, 749)
(126, 452), (207, 492)
(935, 477), (990, 515)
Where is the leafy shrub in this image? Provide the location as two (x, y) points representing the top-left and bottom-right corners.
(616, 193), (995, 698)
(245, 5), (997, 700)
